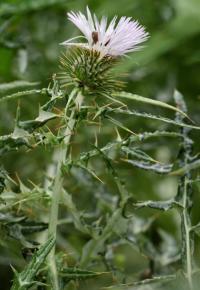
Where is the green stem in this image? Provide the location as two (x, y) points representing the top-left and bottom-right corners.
(174, 92), (194, 289)
(47, 89), (83, 290)
(182, 177), (193, 290)
(180, 136), (193, 290)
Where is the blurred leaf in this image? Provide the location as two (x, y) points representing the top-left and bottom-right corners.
(0, 89), (42, 103)
(0, 81), (40, 93)
(170, 159), (200, 176)
(0, 0), (67, 16)
(59, 267), (106, 281)
(131, 199), (181, 211)
(62, 189), (91, 235)
(106, 115), (136, 135)
(0, 167), (7, 194)
(124, 274), (176, 287)
(80, 209), (122, 267)
(18, 109), (57, 132)
(0, 213), (25, 223)
(121, 146), (159, 163)
(123, 158), (173, 174)
(0, 127), (31, 156)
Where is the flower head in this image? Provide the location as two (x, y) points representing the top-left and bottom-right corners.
(59, 7), (149, 96)
(61, 7), (149, 57)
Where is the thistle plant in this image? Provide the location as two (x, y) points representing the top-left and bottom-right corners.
(48, 8), (149, 289)
(0, 6), (200, 290)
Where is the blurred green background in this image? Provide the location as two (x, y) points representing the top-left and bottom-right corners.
(0, 0), (200, 289)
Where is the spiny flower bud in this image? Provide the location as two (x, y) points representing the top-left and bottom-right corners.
(59, 47), (123, 96)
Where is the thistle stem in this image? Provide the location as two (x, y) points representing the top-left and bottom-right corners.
(182, 177), (193, 290)
(179, 134), (193, 290)
(174, 92), (194, 289)
(47, 89), (83, 290)
(180, 132), (193, 290)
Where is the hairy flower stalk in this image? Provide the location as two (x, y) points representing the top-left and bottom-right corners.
(47, 7), (148, 289)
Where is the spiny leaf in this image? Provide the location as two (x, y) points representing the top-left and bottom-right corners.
(78, 131), (182, 163)
(0, 89), (41, 103)
(88, 144), (129, 201)
(18, 109), (57, 132)
(133, 130), (185, 142)
(131, 274), (176, 286)
(41, 78), (63, 111)
(112, 91), (191, 121)
(121, 146), (158, 163)
(59, 267), (106, 280)
(11, 236), (55, 290)
(80, 209), (122, 267)
(131, 199), (182, 211)
(104, 274), (176, 288)
(62, 189), (91, 235)
(0, 81), (39, 93)
(106, 108), (200, 130)
(75, 163), (104, 184)
(169, 159), (200, 176)
(123, 158), (173, 174)
(106, 115), (137, 135)
(0, 127), (31, 156)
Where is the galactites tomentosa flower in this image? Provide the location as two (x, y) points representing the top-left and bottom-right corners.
(59, 7), (149, 96)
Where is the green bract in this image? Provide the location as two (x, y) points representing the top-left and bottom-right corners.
(59, 46), (123, 96)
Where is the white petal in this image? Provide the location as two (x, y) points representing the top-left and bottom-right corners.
(65, 7), (149, 57)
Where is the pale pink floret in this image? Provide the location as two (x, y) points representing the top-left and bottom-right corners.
(61, 7), (149, 57)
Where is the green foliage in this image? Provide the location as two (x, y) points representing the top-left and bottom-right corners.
(0, 1), (200, 290)
(59, 266), (106, 281)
